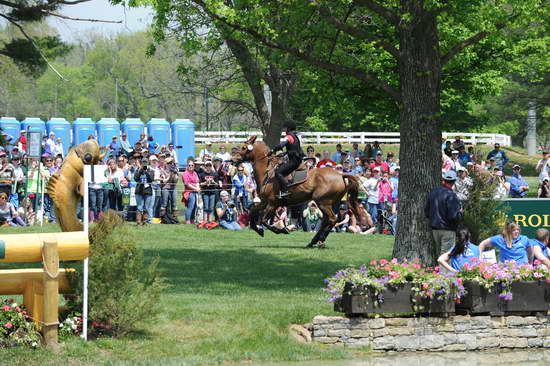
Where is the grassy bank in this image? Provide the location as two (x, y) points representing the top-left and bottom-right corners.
(0, 224), (394, 365)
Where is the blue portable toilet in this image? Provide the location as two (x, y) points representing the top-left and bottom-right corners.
(21, 118), (46, 136)
(171, 119), (195, 167)
(73, 118), (96, 145)
(146, 118), (170, 153)
(0, 117), (20, 146)
(121, 118), (144, 146)
(96, 118), (120, 148)
(47, 118), (71, 156)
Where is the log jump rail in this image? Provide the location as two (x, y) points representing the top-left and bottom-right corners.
(0, 231), (89, 348)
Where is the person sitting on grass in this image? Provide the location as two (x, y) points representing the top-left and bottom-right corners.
(438, 228), (480, 272)
(272, 206), (295, 232)
(478, 222), (532, 265)
(215, 190), (242, 230)
(334, 204), (350, 233)
(0, 192), (25, 226)
(531, 228), (550, 268)
(303, 201), (323, 232)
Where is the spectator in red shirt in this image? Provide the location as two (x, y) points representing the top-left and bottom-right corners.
(18, 130), (27, 152)
(370, 151), (390, 172)
(316, 150), (337, 168)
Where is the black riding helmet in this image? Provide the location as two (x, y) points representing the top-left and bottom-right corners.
(283, 119), (297, 131)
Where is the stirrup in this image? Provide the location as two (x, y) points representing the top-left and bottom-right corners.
(278, 191), (291, 199)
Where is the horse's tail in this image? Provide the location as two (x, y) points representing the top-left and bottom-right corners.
(342, 174), (361, 221)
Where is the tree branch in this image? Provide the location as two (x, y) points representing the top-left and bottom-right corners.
(441, 23), (506, 66)
(315, 2), (399, 59)
(353, 0), (400, 25)
(195, 1), (400, 102)
(42, 11), (122, 23)
(0, 13), (68, 81)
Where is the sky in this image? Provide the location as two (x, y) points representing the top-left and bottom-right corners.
(48, 0), (154, 42)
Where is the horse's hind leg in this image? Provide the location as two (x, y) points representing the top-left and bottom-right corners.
(307, 200), (337, 248)
(249, 203), (266, 237)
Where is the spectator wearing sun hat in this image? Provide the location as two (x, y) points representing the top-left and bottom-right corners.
(508, 164), (529, 198)
(493, 170), (510, 200)
(425, 170), (463, 255)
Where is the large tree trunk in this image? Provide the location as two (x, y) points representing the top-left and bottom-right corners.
(392, 5), (442, 265)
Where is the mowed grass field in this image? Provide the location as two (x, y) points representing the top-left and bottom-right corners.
(0, 224), (394, 365)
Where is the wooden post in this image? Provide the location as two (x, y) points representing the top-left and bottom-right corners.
(42, 241), (59, 349)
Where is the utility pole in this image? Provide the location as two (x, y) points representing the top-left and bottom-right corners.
(204, 86), (214, 131)
(115, 79), (119, 118)
(526, 100), (537, 156)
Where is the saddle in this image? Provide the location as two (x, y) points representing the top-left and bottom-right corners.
(266, 156), (309, 188)
(287, 164), (309, 187)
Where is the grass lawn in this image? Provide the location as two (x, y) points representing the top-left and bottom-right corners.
(0, 224), (394, 365)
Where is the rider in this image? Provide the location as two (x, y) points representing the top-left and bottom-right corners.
(268, 120), (304, 198)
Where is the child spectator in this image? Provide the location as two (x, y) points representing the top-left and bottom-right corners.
(531, 229), (550, 267)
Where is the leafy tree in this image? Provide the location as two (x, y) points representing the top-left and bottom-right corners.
(177, 0), (549, 264)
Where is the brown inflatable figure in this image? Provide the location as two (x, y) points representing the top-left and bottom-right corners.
(47, 139), (104, 232)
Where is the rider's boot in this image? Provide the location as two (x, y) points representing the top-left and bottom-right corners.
(276, 172), (291, 199)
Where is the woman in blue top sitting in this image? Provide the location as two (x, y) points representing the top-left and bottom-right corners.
(478, 222), (532, 265)
(531, 228), (550, 267)
(438, 229), (480, 272)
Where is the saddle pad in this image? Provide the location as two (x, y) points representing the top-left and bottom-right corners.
(288, 168), (308, 187)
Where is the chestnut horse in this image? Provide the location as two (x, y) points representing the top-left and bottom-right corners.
(233, 136), (363, 248)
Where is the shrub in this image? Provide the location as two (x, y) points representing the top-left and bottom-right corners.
(66, 210), (166, 337)
(0, 298), (41, 347)
(462, 172), (509, 244)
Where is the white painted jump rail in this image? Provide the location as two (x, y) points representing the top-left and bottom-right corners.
(195, 131), (512, 146)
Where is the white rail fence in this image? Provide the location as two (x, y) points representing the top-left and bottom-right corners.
(195, 131), (512, 146)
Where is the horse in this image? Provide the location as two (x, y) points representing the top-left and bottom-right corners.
(232, 136), (364, 248)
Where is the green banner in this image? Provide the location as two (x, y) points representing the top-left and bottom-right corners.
(502, 199), (550, 238)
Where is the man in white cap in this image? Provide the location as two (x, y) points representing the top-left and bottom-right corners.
(453, 167), (473, 204)
(425, 170), (463, 255)
(46, 132), (57, 153)
(199, 140), (214, 160)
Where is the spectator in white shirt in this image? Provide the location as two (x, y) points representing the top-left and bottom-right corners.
(215, 144), (231, 161)
(366, 167), (382, 226)
(200, 141), (215, 160)
(52, 137), (64, 158)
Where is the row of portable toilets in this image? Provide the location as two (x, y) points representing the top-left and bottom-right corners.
(0, 117), (195, 167)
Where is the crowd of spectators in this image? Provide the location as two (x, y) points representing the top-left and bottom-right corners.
(0, 129), (548, 232)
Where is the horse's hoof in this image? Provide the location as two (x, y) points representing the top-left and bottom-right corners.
(317, 243), (327, 249)
(258, 228), (264, 237)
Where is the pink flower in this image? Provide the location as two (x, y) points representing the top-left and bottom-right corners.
(546, 277), (550, 284)
(422, 283), (429, 290)
(4, 322), (13, 329)
(534, 259), (541, 266)
(370, 260), (377, 265)
(463, 263), (471, 271)
(389, 271), (400, 279)
(534, 272), (543, 278)
(2, 305), (10, 312)
(434, 266), (440, 272)
(457, 278), (463, 285)
(380, 259), (388, 265)
(391, 258), (398, 264)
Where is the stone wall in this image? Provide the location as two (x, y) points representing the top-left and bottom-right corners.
(312, 315), (550, 351)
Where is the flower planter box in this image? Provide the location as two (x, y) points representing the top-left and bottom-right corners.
(456, 280), (549, 316)
(335, 282), (455, 317)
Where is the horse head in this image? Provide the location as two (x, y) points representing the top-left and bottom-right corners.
(232, 136), (268, 163)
